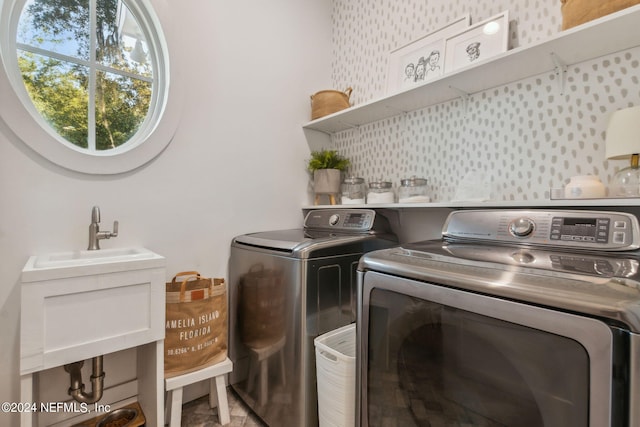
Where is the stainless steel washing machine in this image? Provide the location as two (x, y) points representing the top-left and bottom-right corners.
(357, 209), (640, 427)
(229, 208), (397, 427)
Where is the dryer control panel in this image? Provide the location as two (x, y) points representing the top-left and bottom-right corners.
(443, 210), (640, 251)
(304, 209), (376, 232)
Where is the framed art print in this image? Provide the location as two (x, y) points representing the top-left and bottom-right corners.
(386, 15), (470, 94)
(444, 11), (509, 73)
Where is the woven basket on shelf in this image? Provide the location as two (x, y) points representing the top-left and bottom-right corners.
(560, 0), (640, 29)
(310, 87), (352, 120)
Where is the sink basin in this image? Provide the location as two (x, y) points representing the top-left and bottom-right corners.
(22, 246), (164, 282)
(34, 247), (155, 268)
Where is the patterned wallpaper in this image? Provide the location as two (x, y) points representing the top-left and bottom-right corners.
(329, 0), (640, 201)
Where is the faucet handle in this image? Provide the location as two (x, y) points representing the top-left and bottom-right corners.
(91, 206), (100, 223)
(111, 221), (119, 237)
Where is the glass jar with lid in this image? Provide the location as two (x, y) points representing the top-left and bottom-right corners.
(367, 180), (395, 204)
(398, 176), (430, 203)
(341, 176), (366, 204)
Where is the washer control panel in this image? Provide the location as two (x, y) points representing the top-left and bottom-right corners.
(304, 209), (376, 232)
(443, 210), (640, 251)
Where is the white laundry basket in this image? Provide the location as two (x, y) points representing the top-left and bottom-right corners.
(314, 323), (356, 427)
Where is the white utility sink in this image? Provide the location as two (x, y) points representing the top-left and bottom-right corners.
(20, 247), (166, 374)
(34, 247), (154, 267)
(22, 246), (164, 282)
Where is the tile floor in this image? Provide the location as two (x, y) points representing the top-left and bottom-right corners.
(179, 386), (266, 427)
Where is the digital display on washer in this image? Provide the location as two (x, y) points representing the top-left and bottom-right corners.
(347, 213), (362, 223)
(550, 217), (609, 243)
(345, 213), (364, 226)
(563, 218), (597, 234)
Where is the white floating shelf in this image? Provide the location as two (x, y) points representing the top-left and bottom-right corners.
(303, 5), (640, 135)
(303, 198), (640, 210)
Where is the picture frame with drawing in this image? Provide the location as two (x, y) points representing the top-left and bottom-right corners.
(444, 11), (509, 73)
(385, 15), (470, 94)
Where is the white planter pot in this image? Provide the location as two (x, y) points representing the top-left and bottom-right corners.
(313, 169), (341, 194)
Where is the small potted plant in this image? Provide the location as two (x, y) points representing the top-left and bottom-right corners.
(307, 149), (351, 204)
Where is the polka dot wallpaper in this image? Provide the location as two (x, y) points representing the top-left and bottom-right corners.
(329, 0), (640, 201)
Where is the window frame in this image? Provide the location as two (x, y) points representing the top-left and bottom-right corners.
(0, 0), (181, 174)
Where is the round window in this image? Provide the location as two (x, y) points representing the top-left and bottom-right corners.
(0, 0), (178, 174)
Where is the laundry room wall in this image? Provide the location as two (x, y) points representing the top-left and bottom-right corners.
(0, 0), (331, 424)
(329, 0), (640, 202)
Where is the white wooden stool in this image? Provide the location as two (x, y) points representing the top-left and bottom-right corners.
(165, 357), (233, 426)
(246, 336), (286, 407)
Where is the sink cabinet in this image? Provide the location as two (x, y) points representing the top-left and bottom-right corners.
(19, 249), (166, 427)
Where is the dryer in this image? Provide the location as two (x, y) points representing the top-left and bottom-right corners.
(229, 209), (396, 427)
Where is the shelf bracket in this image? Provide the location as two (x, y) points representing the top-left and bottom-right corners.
(385, 105), (408, 117)
(303, 127), (332, 151)
(551, 52), (567, 95)
(448, 85), (471, 114)
(338, 121), (360, 130)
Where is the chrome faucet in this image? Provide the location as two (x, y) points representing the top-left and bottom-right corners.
(88, 206), (118, 250)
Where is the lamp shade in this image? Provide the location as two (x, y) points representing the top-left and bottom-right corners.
(605, 106), (640, 160)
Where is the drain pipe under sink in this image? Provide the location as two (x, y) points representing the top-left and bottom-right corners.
(64, 356), (105, 404)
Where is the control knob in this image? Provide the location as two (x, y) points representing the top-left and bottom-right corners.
(329, 214), (340, 226)
(509, 217), (535, 237)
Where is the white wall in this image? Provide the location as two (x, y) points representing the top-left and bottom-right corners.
(0, 0), (332, 424)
